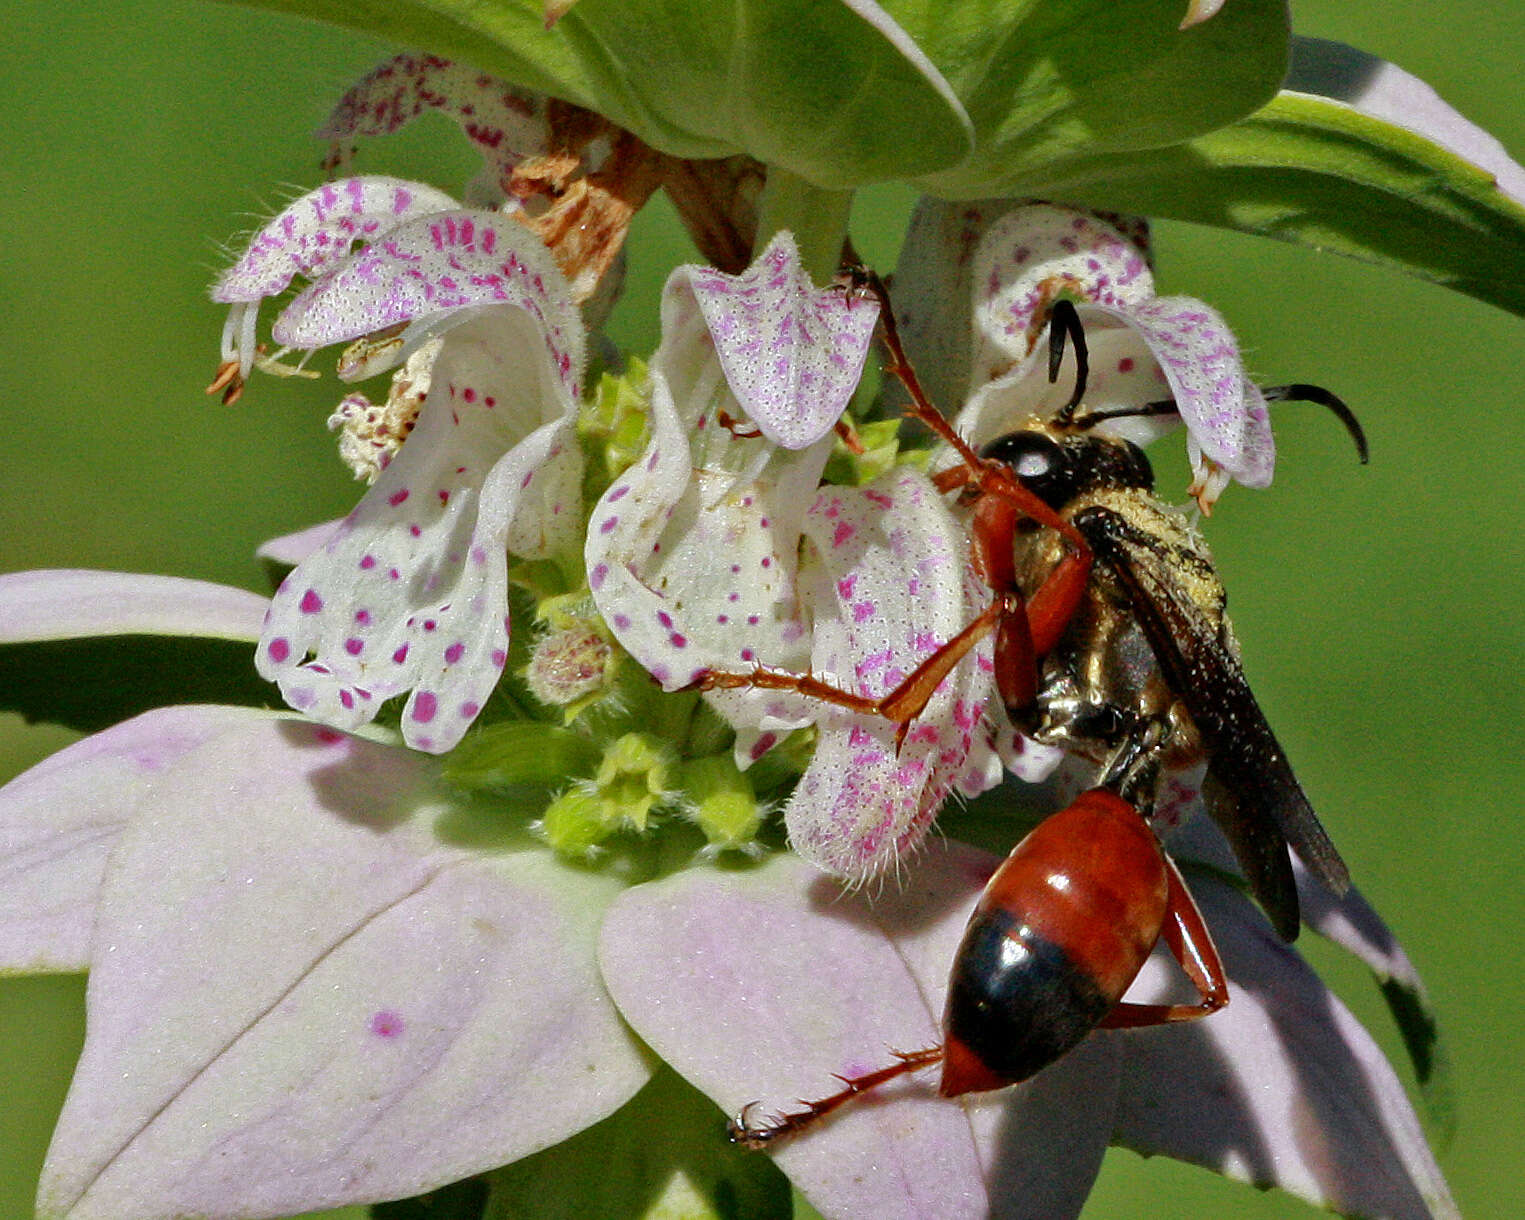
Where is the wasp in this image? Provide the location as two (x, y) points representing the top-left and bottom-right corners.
(704, 273), (1367, 1146)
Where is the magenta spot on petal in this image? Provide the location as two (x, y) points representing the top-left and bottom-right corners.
(491, 648), (507, 667)
(670, 633), (687, 648)
(445, 642), (465, 664)
(339, 689), (355, 709)
(355, 609), (371, 625)
(1118, 357), (1136, 373)
(459, 701), (480, 718)
(388, 489), (410, 507)
(590, 563), (608, 590)
(740, 648), (755, 662)
(314, 727), (345, 745)
(299, 589), (324, 614)
(345, 637), (364, 655)
(389, 568), (401, 580)
(657, 610), (674, 629)
(423, 619), (437, 632)
(369, 1010), (405, 1038)
(410, 524), (422, 537)
(599, 516), (619, 534)
(267, 637), (291, 663)
(359, 554), (377, 570)
(412, 692), (439, 723)
(613, 613), (631, 631)
(393, 644), (409, 664)
(750, 732), (778, 761)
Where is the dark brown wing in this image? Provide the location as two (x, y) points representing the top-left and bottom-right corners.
(1073, 505), (1350, 941)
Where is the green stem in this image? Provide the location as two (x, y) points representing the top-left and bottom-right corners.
(754, 166), (855, 283)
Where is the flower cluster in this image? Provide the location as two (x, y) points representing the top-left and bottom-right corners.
(7, 5), (1523, 1218)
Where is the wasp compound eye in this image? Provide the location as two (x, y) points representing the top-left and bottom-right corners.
(981, 431), (1071, 505)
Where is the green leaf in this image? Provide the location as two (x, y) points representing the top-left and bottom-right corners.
(227, 0), (973, 187)
(912, 0), (1289, 195)
(373, 1176), (490, 1218)
(1007, 37), (1525, 317)
(0, 637), (276, 733)
(443, 720), (601, 789)
(485, 1066), (792, 1220)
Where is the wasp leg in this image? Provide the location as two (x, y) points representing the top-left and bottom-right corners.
(1097, 851), (1228, 1027)
(727, 1046), (944, 1149)
(694, 598), (1007, 747)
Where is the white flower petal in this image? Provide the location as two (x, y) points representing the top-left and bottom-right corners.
(681, 231), (880, 448)
(39, 717), (647, 1220)
(1113, 876), (1458, 1220)
(255, 519), (342, 568)
(0, 570), (266, 644)
(211, 177), (458, 308)
(273, 210), (583, 398)
(1103, 296), (1273, 488)
(785, 470), (993, 879)
(969, 204), (1155, 389)
(0, 706), (261, 973)
(586, 267), (827, 696)
(258, 306), (584, 753)
(319, 54), (554, 207)
(600, 842), (1116, 1220)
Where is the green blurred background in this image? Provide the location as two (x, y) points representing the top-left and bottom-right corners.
(0, 1), (1520, 1217)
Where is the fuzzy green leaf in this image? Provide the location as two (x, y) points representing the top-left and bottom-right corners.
(1014, 37), (1525, 316)
(911, 0), (1290, 196)
(226, 0), (974, 186)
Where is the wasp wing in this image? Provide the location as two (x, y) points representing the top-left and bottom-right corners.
(1073, 505), (1350, 941)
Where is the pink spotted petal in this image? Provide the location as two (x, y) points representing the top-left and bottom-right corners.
(586, 268), (827, 703)
(784, 469), (993, 880)
(259, 308), (583, 753)
(1104, 296), (1274, 488)
(273, 209), (584, 404)
(0, 570), (266, 644)
(969, 204), (1156, 388)
(1114, 876), (1459, 1220)
(212, 177), (458, 308)
(680, 231), (880, 449)
(211, 177), (458, 378)
(599, 841), (1114, 1220)
(38, 718), (647, 1220)
(0, 705), (263, 973)
(320, 54), (553, 206)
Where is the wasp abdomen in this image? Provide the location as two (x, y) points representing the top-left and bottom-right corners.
(941, 907), (1112, 1095)
(939, 789), (1170, 1096)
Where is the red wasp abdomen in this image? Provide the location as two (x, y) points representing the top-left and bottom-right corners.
(940, 789), (1169, 1096)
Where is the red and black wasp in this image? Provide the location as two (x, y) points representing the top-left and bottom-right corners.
(700, 272), (1367, 1145)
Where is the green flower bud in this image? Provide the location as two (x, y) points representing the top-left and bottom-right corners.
(678, 754), (766, 855)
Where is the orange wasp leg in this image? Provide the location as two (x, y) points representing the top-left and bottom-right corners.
(1096, 853), (1229, 1028)
(696, 597), (1008, 748)
(727, 1046), (946, 1150)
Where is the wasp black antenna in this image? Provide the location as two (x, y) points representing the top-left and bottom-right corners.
(1070, 399), (1180, 431)
(1072, 382), (1368, 465)
(1047, 299), (1089, 424)
(1262, 384), (1369, 464)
